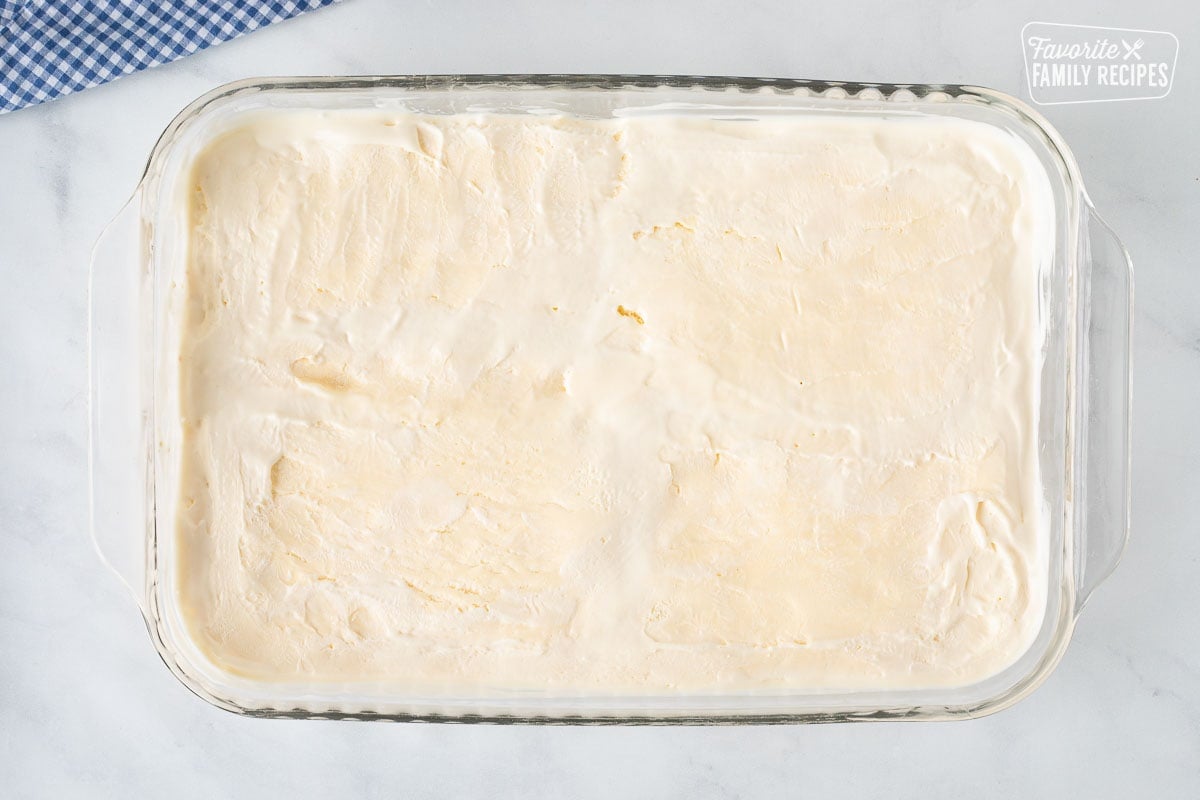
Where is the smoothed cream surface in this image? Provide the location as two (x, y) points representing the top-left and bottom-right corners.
(177, 110), (1051, 691)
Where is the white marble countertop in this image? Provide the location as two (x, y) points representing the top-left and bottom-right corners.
(1, 0), (1196, 796)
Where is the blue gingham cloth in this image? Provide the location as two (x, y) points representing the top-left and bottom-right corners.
(1, 0), (340, 113)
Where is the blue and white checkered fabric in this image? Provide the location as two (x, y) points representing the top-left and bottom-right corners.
(1, 0), (340, 113)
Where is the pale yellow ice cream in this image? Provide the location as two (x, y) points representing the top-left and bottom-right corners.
(176, 109), (1052, 691)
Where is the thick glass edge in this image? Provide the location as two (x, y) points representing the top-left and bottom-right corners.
(136, 75), (1091, 723)
(140, 587), (1077, 724)
(1072, 206), (1134, 610)
(140, 75), (1090, 188)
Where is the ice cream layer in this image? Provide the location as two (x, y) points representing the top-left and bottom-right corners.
(176, 109), (1052, 691)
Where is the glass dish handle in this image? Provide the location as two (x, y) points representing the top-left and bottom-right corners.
(1075, 204), (1133, 612)
(88, 193), (150, 614)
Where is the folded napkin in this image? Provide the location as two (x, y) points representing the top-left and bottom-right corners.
(1, 0), (339, 114)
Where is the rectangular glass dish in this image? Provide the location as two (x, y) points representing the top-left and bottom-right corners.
(88, 75), (1132, 723)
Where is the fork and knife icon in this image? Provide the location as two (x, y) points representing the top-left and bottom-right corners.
(1121, 38), (1145, 60)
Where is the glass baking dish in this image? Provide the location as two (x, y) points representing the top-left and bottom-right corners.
(88, 75), (1132, 723)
